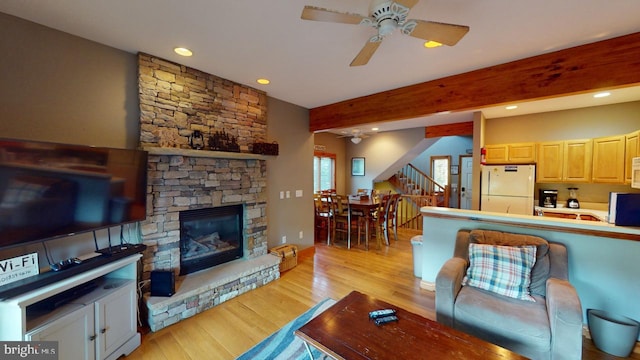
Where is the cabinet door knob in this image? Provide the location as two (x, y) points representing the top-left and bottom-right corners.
(89, 335), (97, 341)
(101, 327), (109, 334)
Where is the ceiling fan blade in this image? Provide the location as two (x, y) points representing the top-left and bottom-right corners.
(301, 6), (367, 25)
(394, 0), (420, 10)
(403, 20), (469, 46)
(350, 37), (383, 66)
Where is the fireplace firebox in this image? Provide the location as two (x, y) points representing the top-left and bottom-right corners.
(179, 204), (243, 275)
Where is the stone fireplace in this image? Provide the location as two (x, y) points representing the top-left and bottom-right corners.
(179, 204), (243, 275)
(137, 53), (280, 331)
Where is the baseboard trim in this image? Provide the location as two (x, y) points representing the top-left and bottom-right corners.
(420, 280), (435, 291)
(298, 245), (315, 263)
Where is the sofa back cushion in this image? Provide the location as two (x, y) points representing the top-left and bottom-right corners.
(468, 229), (550, 297)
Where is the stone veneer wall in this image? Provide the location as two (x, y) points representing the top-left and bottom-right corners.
(138, 53), (267, 150)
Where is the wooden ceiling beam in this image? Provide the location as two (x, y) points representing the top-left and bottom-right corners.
(309, 32), (640, 132)
(425, 121), (473, 138)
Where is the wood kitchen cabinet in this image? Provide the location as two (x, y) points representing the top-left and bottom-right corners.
(484, 144), (508, 163)
(592, 135), (625, 183)
(625, 130), (639, 183)
(563, 139), (592, 183)
(537, 141), (564, 182)
(485, 142), (536, 164)
(537, 140), (591, 183)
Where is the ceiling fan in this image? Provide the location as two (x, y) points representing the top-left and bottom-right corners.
(301, 0), (469, 66)
(338, 129), (372, 144)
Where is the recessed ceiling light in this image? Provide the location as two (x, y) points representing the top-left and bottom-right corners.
(174, 47), (193, 57)
(505, 105), (518, 110)
(424, 41), (443, 48)
(256, 78), (270, 85)
(371, 127), (379, 131)
(593, 92), (611, 98)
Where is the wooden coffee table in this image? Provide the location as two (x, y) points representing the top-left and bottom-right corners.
(294, 291), (528, 359)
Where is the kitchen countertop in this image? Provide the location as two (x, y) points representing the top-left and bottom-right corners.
(534, 206), (609, 222)
(421, 207), (640, 241)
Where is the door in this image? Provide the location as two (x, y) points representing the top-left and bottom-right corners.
(459, 155), (473, 209)
(26, 305), (95, 360)
(95, 282), (137, 360)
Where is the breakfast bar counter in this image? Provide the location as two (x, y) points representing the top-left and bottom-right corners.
(418, 206), (640, 327)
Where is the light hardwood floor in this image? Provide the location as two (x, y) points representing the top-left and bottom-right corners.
(125, 229), (638, 360)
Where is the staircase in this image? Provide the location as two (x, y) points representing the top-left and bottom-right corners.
(388, 164), (450, 231)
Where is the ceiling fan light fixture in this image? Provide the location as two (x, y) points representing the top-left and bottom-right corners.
(424, 41), (443, 48)
(351, 137), (362, 144)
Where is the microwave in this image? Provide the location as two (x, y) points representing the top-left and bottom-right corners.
(632, 157), (640, 189)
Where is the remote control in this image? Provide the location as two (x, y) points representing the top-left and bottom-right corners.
(374, 315), (398, 326)
(369, 309), (396, 319)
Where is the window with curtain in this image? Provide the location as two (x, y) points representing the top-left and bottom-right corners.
(314, 151), (336, 193)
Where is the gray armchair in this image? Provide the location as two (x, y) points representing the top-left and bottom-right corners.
(435, 229), (583, 360)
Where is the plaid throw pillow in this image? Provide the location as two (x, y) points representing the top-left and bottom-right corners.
(463, 243), (537, 302)
(0, 179), (48, 209)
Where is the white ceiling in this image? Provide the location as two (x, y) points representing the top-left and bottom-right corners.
(2, 0), (640, 134)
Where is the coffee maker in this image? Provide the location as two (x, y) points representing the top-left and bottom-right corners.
(539, 189), (558, 208)
(567, 187), (580, 209)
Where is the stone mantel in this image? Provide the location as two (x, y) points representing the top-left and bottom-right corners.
(143, 146), (270, 160)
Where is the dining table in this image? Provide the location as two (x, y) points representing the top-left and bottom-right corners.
(345, 195), (379, 249)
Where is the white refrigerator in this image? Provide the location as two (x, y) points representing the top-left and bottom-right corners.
(480, 164), (535, 215)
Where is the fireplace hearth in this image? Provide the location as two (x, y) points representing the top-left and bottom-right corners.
(179, 204), (243, 275)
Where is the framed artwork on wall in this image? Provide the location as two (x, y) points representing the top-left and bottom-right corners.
(352, 157), (365, 176)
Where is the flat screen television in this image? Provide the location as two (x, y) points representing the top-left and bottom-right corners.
(0, 138), (148, 249)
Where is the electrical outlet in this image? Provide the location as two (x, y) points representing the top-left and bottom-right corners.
(299, 231), (303, 239)
(281, 236), (287, 244)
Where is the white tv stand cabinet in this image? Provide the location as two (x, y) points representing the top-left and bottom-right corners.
(0, 254), (142, 360)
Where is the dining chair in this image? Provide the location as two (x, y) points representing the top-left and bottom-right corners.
(332, 195), (358, 248)
(386, 194), (401, 242)
(314, 193), (333, 245)
(373, 194), (393, 248)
